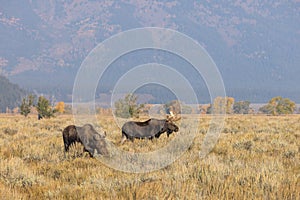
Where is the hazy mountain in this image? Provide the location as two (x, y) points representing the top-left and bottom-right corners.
(0, 75), (26, 112)
(0, 0), (299, 103)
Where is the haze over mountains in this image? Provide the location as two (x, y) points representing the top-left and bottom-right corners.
(0, 1), (299, 103)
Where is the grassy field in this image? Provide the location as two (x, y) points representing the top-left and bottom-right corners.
(0, 114), (299, 199)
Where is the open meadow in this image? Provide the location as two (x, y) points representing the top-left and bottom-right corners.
(0, 114), (299, 199)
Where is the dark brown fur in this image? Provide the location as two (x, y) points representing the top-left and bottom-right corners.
(62, 124), (108, 157)
(121, 118), (179, 144)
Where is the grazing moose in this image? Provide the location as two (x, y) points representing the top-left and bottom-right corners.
(62, 124), (109, 157)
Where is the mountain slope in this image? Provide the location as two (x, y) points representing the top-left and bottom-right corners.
(0, 75), (26, 112)
(0, 0), (299, 102)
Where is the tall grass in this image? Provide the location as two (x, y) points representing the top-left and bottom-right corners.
(0, 114), (299, 199)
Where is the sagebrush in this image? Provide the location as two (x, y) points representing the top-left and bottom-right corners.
(0, 114), (299, 199)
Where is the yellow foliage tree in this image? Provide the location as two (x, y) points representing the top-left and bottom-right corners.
(226, 97), (235, 114)
(213, 96), (235, 114)
(55, 101), (65, 114)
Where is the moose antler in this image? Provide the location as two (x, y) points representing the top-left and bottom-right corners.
(166, 111), (181, 122)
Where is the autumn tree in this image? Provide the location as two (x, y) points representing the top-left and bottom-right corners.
(259, 96), (296, 115)
(36, 96), (57, 119)
(233, 101), (251, 114)
(211, 96), (234, 114)
(20, 94), (35, 117)
(55, 101), (65, 114)
(114, 94), (144, 118)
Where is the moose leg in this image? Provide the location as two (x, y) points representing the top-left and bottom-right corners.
(129, 136), (134, 142)
(64, 143), (69, 152)
(63, 147), (67, 158)
(63, 143), (69, 158)
(120, 133), (127, 144)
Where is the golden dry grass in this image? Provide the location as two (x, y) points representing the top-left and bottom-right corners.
(0, 114), (299, 199)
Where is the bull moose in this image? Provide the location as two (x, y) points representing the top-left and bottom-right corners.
(62, 124), (109, 157)
(120, 116), (180, 144)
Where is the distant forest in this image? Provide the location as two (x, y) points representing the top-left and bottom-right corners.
(0, 75), (26, 112)
(0, 75), (299, 114)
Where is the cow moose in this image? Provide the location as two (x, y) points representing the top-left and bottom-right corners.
(62, 124), (109, 157)
(120, 113), (180, 144)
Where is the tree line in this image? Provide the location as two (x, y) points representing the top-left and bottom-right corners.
(19, 94), (65, 119)
(202, 96), (296, 115)
(3, 93), (299, 118)
(1, 74), (297, 117)
(113, 94), (298, 118)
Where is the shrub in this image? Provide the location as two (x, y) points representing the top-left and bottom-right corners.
(36, 96), (57, 119)
(114, 94), (144, 118)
